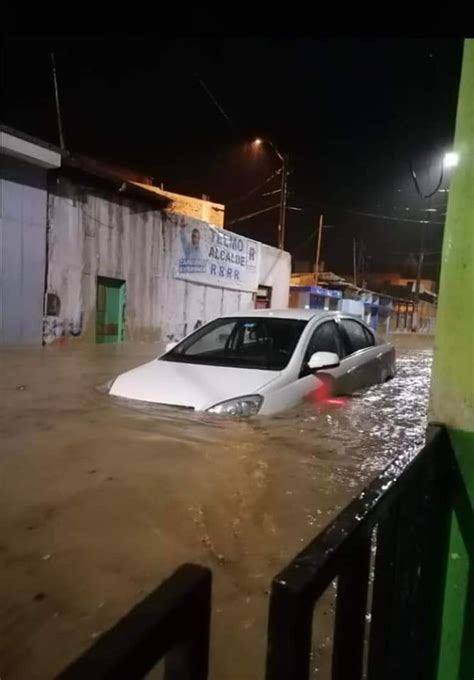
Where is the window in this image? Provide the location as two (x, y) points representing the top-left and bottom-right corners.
(301, 321), (341, 375)
(339, 319), (374, 355)
(163, 317), (307, 370)
(183, 320), (237, 356)
(46, 293), (61, 316)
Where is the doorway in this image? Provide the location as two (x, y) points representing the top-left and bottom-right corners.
(96, 277), (126, 344)
(255, 285), (273, 309)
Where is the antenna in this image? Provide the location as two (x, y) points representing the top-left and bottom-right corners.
(51, 52), (66, 151)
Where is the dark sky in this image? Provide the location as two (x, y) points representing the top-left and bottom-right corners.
(1, 36), (464, 278)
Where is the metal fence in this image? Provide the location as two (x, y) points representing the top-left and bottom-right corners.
(265, 425), (453, 680)
(57, 426), (454, 680)
(57, 564), (211, 680)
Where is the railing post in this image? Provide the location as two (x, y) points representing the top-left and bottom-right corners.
(164, 565), (212, 680)
(367, 503), (400, 680)
(332, 536), (371, 680)
(57, 564), (212, 680)
(416, 428), (453, 680)
(265, 580), (314, 680)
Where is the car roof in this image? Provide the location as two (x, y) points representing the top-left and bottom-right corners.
(226, 308), (339, 321)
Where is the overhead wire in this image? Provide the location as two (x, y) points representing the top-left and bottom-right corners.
(335, 206), (444, 226)
(227, 168), (282, 205)
(225, 204), (280, 227)
(194, 71), (237, 132)
(286, 194), (446, 225)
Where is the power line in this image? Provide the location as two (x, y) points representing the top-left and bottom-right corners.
(293, 229), (317, 251)
(336, 207), (444, 226)
(288, 196), (445, 225)
(228, 168), (282, 205)
(194, 72), (237, 131)
(226, 204), (280, 227)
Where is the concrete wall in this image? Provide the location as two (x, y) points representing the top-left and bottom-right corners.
(45, 176), (290, 345)
(259, 243), (291, 308)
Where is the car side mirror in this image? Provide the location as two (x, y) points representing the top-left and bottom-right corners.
(165, 340), (178, 353)
(308, 351), (340, 371)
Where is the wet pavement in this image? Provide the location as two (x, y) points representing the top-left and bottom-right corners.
(0, 341), (432, 679)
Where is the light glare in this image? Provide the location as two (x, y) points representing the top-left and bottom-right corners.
(443, 152), (459, 169)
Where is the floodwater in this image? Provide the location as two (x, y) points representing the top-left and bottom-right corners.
(0, 341), (432, 680)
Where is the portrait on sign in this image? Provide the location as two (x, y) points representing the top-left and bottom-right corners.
(179, 224), (207, 274)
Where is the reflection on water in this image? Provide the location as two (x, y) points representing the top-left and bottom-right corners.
(0, 344), (431, 680)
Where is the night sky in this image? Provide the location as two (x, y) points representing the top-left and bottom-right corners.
(1, 36), (464, 279)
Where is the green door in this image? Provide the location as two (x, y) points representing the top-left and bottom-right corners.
(96, 277), (126, 344)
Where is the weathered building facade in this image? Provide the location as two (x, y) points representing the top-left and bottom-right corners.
(44, 171), (290, 346)
(1, 126), (290, 347)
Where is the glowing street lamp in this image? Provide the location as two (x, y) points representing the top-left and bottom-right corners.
(443, 151), (459, 169)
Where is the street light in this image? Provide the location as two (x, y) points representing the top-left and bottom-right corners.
(443, 151), (459, 169)
(253, 138), (289, 250)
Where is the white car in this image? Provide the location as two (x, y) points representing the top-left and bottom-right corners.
(109, 309), (395, 416)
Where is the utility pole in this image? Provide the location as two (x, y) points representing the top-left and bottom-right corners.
(254, 139), (288, 250)
(314, 214), (324, 285)
(352, 238), (358, 287)
(413, 222), (426, 331)
(51, 53), (65, 152)
(357, 238), (366, 286)
(278, 154), (289, 250)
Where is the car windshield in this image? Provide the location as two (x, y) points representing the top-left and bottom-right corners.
(162, 317), (307, 370)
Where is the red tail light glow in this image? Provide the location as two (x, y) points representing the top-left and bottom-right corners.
(305, 374), (348, 407)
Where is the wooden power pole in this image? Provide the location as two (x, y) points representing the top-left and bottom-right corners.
(352, 237), (358, 287)
(314, 214), (324, 285)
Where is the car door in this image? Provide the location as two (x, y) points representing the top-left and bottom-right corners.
(260, 319), (346, 413)
(336, 318), (382, 391)
(296, 319), (347, 401)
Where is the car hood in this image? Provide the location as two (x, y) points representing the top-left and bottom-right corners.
(109, 359), (279, 411)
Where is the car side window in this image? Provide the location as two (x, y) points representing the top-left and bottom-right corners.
(339, 319), (373, 355)
(301, 321), (341, 376)
(363, 326), (375, 346)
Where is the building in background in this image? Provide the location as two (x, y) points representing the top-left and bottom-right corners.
(46, 164), (290, 345)
(289, 285), (342, 313)
(1, 125), (290, 347)
(366, 271), (437, 294)
(64, 155), (225, 228)
(290, 268), (436, 334)
(131, 182), (225, 227)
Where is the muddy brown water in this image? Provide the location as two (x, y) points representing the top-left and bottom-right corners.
(0, 342), (432, 679)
